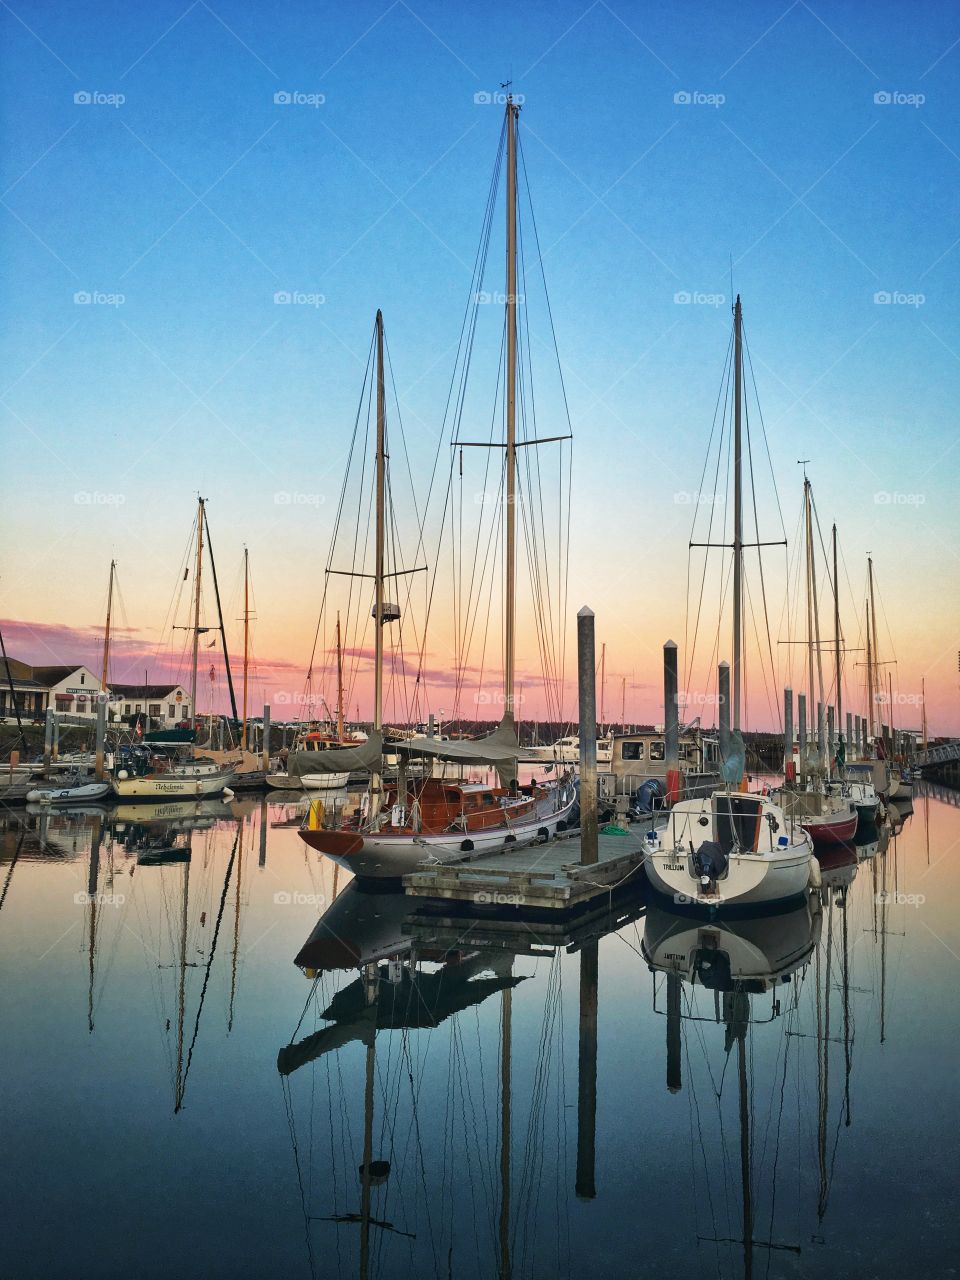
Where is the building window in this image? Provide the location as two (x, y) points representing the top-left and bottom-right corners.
(80, 673), (85, 684)
(56, 695), (72, 711)
(135, 704), (142, 713)
(168, 704), (176, 719)
(149, 703), (161, 717)
(621, 742), (644, 761)
(124, 703), (131, 715)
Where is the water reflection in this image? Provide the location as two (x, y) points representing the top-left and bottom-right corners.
(0, 785), (955, 1278)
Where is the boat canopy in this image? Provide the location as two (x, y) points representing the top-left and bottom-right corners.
(286, 731), (384, 778)
(397, 714), (523, 765)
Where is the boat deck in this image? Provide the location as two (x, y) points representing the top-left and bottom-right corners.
(402, 823), (658, 912)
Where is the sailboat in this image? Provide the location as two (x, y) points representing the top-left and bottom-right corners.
(644, 298), (816, 909)
(772, 476), (858, 846)
(296, 100), (577, 879)
(112, 499), (237, 800)
(267, 612), (351, 790)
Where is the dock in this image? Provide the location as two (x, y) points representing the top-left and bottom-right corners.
(402, 824), (656, 913)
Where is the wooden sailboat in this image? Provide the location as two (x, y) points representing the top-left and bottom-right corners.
(297, 100), (576, 878)
(645, 298), (816, 909)
(112, 499), (237, 800)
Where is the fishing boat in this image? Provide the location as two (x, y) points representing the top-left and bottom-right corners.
(25, 776), (112, 805)
(297, 98), (576, 877)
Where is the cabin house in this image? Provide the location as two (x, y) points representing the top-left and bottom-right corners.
(604, 726), (721, 798)
(106, 683), (191, 727)
(0, 659), (104, 722)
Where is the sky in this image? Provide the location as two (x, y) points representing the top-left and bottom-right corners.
(1, 0), (958, 733)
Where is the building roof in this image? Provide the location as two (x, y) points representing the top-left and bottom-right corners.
(30, 665), (92, 686)
(109, 683), (186, 699)
(0, 657), (34, 681)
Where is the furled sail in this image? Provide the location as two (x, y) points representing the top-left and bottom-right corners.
(396, 713), (523, 765)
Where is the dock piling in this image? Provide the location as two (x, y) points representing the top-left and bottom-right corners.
(577, 607), (598, 867)
(664, 641), (680, 804)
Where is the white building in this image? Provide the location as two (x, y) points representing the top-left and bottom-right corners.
(0, 659), (191, 726)
(107, 682), (192, 727)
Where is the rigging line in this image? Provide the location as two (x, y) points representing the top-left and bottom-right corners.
(683, 327), (734, 692)
(685, 334), (734, 698)
(742, 389), (781, 730)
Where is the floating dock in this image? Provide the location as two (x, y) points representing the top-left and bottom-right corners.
(402, 825), (655, 913)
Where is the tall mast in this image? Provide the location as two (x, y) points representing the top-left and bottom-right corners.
(372, 310), (386, 811)
(868, 557), (879, 739)
(921, 676), (928, 752)
(101, 559), (116, 691)
(504, 95), (519, 720)
(600, 642), (606, 729)
(865, 596), (874, 745)
(241, 547), (249, 750)
(190, 498), (205, 722)
(732, 295), (743, 731)
(336, 611), (345, 741)
(804, 480), (816, 740)
(832, 525), (841, 728)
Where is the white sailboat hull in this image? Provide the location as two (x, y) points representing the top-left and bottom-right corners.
(112, 770), (235, 799)
(266, 771), (350, 791)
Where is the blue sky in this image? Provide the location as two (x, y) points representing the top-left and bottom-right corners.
(2, 0), (959, 728)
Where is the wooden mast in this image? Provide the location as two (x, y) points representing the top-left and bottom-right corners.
(336, 611), (345, 742)
(190, 498), (205, 724)
(732, 295), (743, 731)
(865, 595), (874, 746)
(100, 559), (116, 691)
(504, 95), (518, 721)
(372, 311), (386, 806)
(241, 547), (249, 751)
(599, 642), (606, 730)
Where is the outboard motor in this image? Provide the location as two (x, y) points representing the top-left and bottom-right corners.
(630, 778), (665, 818)
(692, 840), (728, 883)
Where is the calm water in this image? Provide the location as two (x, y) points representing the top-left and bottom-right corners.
(1, 786), (958, 1279)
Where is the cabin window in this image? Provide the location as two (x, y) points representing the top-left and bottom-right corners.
(682, 743), (699, 762)
(621, 742), (645, 761)
(649, 741), (665, 761)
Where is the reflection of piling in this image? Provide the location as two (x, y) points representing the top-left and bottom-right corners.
(577, 607), (598, 866)
(43, 709), (54, 773)
(261, 704), (271, 774)
(784, 687), (794, 782)
(258, 797), (268, 868)
(52, 713), (60, 764)
(718, 662), (731, 763)
(666, 972), (682, 1094)
(664, 641), (680, 804)
(576, 940), (599, 1198)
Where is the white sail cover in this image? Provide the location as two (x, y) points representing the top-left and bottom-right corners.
(396, 714), (523, 765)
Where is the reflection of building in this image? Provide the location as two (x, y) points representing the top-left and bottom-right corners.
(0, 658), (191, 726)
(0, 659), (102, 722)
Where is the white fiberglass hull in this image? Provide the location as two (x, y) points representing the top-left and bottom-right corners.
(645, 842), (815, 908)
(302, 790), (578, 879)
(112, 771), (235, 800)
(267, 771), (350, 791)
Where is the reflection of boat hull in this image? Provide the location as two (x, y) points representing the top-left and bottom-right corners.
(300, 789), (577, 879)
(26, 781), (112, 805)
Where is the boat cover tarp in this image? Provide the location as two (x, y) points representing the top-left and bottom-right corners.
(396, 714), (523, 765)
(285, 731), (383, 778)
